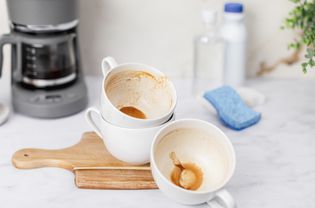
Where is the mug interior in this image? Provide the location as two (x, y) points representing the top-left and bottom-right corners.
(104, 65), (175, 120)
(153, 120), (235, 192)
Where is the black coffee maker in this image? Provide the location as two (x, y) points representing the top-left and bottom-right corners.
(0, 0), (88, 118)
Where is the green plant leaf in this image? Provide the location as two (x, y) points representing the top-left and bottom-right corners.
(283, 0), (315, 73)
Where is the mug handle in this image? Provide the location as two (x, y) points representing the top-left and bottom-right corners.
(207, 189), (236, 208)
(101, 56), (117, 76)
(85, 107), (103, 138)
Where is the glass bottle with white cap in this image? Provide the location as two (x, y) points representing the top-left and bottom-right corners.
(192, 10), (224, 96)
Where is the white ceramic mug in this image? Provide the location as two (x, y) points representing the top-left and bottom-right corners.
(100, 56), (177, 128)
(150, 119), (236, 207)
(85, 107), (175, 165)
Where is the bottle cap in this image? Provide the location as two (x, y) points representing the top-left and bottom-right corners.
(202, 10), (217, 24)
(224, 2), (244, 13)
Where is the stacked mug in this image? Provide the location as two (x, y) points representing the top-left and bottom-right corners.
(85, 56), (177, 165)
(85, 57), (236, 208)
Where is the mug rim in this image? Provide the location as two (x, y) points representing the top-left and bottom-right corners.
(150, 118), (236, 195)
(101, 62), (178, 123)
(100, 112), (175, 131)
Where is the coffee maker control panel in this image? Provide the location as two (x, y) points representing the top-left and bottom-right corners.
(30, 94), (62, 103)
(13, 73), (87, 118)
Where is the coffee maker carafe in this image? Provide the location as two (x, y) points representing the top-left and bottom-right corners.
(0, 0), (87, 118)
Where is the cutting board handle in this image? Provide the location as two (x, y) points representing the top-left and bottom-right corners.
(12, 132), (126, 171)
(12, 148), (75, 171)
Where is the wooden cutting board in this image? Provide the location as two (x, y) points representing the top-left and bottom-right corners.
(12, 132), (157, 190)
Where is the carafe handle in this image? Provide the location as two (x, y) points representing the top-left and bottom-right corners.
(0, 34), (22, 80)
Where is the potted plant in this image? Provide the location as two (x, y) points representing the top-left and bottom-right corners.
(284, 0), (315, 73)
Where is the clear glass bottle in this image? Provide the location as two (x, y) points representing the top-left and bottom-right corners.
(192, 10), (224, 96)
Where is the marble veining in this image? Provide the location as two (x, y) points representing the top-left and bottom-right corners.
(0, 77), (315, 207)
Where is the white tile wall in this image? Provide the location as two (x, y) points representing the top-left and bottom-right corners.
(0, 0), (314, 79)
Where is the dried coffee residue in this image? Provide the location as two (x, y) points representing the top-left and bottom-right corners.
(169, 152), (203, 191)
(120, 106), (146, 119)
(106, 70), (173, 112)
(133, 71), (168, 89)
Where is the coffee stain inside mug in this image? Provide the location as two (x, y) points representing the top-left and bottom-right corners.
(105, 70), (174, 120)
(120, 106), (146, 119)
(169, 152), (203, 191)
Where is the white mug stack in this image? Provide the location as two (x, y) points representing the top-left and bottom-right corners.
(85, 56), (177, 165)
(85, 57), (236, 208)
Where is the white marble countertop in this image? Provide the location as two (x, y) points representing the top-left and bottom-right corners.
(0, 76), (315, 208)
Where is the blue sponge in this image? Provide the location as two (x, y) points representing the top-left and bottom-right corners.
(203, 86), (261, 130)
